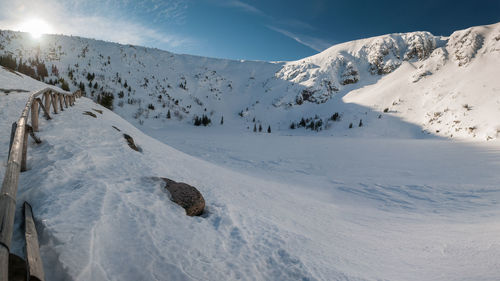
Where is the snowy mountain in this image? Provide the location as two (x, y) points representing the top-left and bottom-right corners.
(3, 23), (500, 281)
(1, 22), (499, 140)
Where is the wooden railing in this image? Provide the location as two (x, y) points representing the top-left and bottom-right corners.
(0, 88), (82, 281)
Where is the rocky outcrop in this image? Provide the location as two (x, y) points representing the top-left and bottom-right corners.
(276, 31), (440, 106)
(161, 178), (205, 216)
(448, 28), (484, 66)
(123, 134), (141, 152)
(340, 61), (359, 85)
(412, 47), (448, 82)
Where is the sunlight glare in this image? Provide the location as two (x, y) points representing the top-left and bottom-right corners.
(19, 19), (53, 39)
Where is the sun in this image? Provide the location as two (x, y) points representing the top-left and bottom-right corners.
(19, 19), (53, 39)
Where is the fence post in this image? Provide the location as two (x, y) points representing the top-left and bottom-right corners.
(59, 94), (64, 111)
(21, 128), (29, 172)
(31, 101), (39, 132)
(43, 92), (51, 114)
(36, 99), (51, 120)
(51, 93), (58, 114)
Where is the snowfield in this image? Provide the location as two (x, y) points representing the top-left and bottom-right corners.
(1, 21), (500, 281)
(2, 68), (500, 281)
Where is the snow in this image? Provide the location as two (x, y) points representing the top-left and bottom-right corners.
(1, 21), (500, 281)
(0, 22), (499, 141)
(2, 67), (500, 280)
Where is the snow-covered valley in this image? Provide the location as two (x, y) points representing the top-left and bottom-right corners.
(1, 21), (500, 281)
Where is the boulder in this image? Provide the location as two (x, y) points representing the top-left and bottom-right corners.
(161, 178), (205, 216)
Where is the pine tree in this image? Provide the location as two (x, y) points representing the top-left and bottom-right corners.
(51, 65), (59, 76)
(201, 115), (211, 126)
(60, 79), (70, 91)
(258, 124), (262, 132)
(194, 116), (201, 126)
(36, 62), (48, 80)
(349, 123), (353, 128)
(79, 81), (85, 92)
(167, 110), (171, 119)
(253, 124), (257, 132)
(220, 116), (224, 125)
(331, 112), (339, 121)
(359, 119), (363, 127)
(299, 118), (306, 127)
(267, 126), (271, 133)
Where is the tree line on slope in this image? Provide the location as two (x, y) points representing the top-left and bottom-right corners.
(0, 54), (50, 81)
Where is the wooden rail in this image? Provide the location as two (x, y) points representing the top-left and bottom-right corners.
(24, 202), (45, 281)
(0, 88), (81, 281)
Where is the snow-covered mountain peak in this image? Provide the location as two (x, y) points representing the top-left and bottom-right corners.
(276, 31), (442, 104)
(1, 22), (499, 141)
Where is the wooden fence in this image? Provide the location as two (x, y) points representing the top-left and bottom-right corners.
(0, 88), (81, 281)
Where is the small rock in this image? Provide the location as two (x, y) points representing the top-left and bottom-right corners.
(83, 111), (97, 118)
(161, 178), (205, 216)
(123, 134), (141, 152)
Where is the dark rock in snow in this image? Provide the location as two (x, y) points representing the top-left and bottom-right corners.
(123, 134), (141, 152)
(83, 111), (97, 118)
(161, 177), (205, 216)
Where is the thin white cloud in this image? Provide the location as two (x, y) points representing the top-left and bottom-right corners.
(221, 1), (333, 52)
(226, 0), (266, 16)
(267, 25), (333, 52)
(275, 18), (315, 31)
(59, 16), (192, 48)
(0, 0), (193, 50)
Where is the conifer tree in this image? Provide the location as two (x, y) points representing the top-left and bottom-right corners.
(258, 124), (262, 132)
(299, 118), (306, 127)
(220, 116), (224, 125)
(267, 126), (271, 133)
(253, 124), (257, 132)
(167, 110), (171, 119)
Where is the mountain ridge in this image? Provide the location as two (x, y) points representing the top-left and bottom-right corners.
(1, 21), (499, 140)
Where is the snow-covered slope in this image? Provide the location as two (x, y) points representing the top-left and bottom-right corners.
(2, 66), (500, 281)
(1, 22), (499, 140)
(344, 23), (500, 140)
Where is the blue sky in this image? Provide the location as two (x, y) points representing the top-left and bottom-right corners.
(1, 0), (500, 61)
